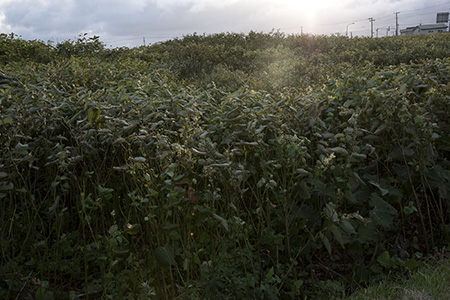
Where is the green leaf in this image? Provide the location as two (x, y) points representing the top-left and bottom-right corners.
(324, 203), (338, 222)
(345, 190), (357, 204)
(294, 279), (304, 289)
(265, 267), (275, 281)
(349, 152), (367, 162)
(48, 196), (60, 212)
(356, 221), (377, 243)
(123, 223), (141, 235)
(154, 245), (176, 267)
(87, 108), (100, 124)
(369, 193), (397, 229)
(257, 178), (267, 188)
(329, 147), (348, 156)
(2, 117), (13, 125)
(267, 179), (277, 188)
(0, 182), (14, 191)
(330, 224), (345, 248)
(320, 233), (332, 255)
(340, 220), (356, 235)
(208, 162), (231, 167)
(403, 201), (418, 215)
(255, 125), (267, 134)
(213, 213), (229, 231)
(377, 250), (392, 268)
(403, 258), (423, 271)
(369, 180), (389, 196)
(133, 156), (146, 163)
(13, 142), (29, 156)
(374, 123), (387, 135)
(298, 181), (311, 199)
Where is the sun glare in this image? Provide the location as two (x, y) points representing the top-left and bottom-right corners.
(278, 0), (347, 32)
(295, 0), (342, 16)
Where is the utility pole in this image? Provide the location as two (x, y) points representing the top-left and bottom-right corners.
(394, 12), (400, 36)
(368, 17), (375, 37)
(386, 26), (390, 37)
(143, 37), (146, 46)
(376, 28), (379, 38)
(301, 26), (303, 35)
(346, 22), (354, 37)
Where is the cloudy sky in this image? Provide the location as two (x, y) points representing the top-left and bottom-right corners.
(0, 0), (449, 47)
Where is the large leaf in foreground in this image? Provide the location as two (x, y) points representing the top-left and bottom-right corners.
(369, 193), (397, 230)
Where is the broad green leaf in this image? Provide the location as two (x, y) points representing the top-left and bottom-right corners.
(403, 259), (423, 271)
(88, 108), (100, 124)
(48, 196), (60, 212)
(403, 201), (418, 215)
(294, 279), (304, 289)
(298, 181), (311, 199)
(356, 220), (377, 243)
(321, 233), (332, 255)
(208, 162), (231, 167)
(299, 205), (320, 226)
(374, 123), (387, 135)
(257, 178), (267, 188)
(349, 152), (367, 162)
(255, 125), (266, 134)
(377, 250), (392, 268)
(329, 147), (348, 156)
(369, 193), (397, 229)
(114, 137), (126, 144)
(2, 117), (13, 125)
(324, 203), (338, 222)
(330, 224), (345, 248)
(334, 133), (345, 139)
(369, 180), (389, 196)
(265, 267), (275, 281)
(340, 220), (356, 235)
(13, 142), (29, 156)
(213, 213), (229, 231)
(124, 223), (141, 235)
(345, 190), (357, 204)
(439, 185), (450, 200)
(133, 156), (146, 163)
(267, 179), (277, 188)
(0, 182), (14, 191)
(296, 168), (309, 176)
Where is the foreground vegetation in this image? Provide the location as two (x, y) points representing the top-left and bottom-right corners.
(1, 32), (449, 299)
(349, 259), (450, 300)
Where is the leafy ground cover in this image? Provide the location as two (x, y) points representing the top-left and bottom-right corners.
(1, 32), (450, 299)
(348, 258), (450, 300)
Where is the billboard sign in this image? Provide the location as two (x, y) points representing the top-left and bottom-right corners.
(437, 12), (449, 23)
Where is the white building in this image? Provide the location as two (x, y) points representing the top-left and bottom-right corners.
(400, 24), (448, 35)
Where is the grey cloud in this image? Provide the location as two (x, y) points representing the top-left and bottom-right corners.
(0, 0), (443, 45)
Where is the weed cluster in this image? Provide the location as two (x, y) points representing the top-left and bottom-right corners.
(1, 32), (450, 299)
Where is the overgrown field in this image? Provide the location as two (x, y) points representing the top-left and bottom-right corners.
(1, 32), (450, 299)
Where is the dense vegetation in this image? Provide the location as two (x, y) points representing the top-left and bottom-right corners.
(1, 31), (450, 299)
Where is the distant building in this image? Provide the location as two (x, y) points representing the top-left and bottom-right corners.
(400, 24), (448, 35)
